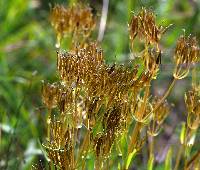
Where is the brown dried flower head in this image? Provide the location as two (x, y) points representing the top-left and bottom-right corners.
(141, 47), (161, 79)
(185, 88), (200, 130)
(42, 116), (74, 170)
(147, 98), (170, 137)
(173, 34), (200, 79)
(57, 42), (103, 86)
(56, 42), (147, 103)
(41, 81), (60, 109)
(43, 40), (161, 169)
(94, 103), (124, 159)
(50, 3), (96, 47)
(129, 8), (168, 48)
(132, 97), (152, 123)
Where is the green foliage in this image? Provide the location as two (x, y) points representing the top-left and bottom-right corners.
(165, 148), (172, 170)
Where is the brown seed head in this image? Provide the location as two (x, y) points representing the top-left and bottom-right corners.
(173, 34), (199, 79)
(141, 48), (161, 79)
(174, 35), (199, 66)
(41, 81), (60, 109)
(132, 97), (152, 123)
(43, 117), (73, 169)
(50, 3), (96, 46)
(185, 88), (200, 130)
(57, 42), (103, 85)
(129, 8), (166, 47)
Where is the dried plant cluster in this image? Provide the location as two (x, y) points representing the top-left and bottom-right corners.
(50, 3), (96, 47)
(174, 34), (199, 79)
(129, 8), (167, 48)
(185, 87), (200, 130)
(35, 3), (200, 170)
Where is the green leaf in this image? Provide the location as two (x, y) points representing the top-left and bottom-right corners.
(92, 121), (103, 138)
(86, 153), (95, 170)
(126, 149), (137, 170)
(180, 122), (186, 144)
(165, 147), (172, 170)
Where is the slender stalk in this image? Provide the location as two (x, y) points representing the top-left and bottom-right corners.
(76, 130), (90, 166)
(148, 120), (155, 170)
(185, 150), (200, 169)
(174, 145), (183, 170)
(150, 77), (176, 115)
(71, 128), (75, 169)
(149, 136), (154, 159)
(140, 83), (150, 120)
(106, 157), (109, 170)
(128, 83), (150, 155)
(47, 109), (52, 140)
(128, 122), (142, 153)
(98, 0), (109, 42)
(174, 123), (189, 170)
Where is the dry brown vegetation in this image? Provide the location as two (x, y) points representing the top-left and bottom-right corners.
(33, 3), (200, 170)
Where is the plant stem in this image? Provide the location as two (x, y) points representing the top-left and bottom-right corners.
(151, 77), (176, 114)
(76, 130), (90, 166)
(174, 144), (183, 170)
(98, 0), (109, 42)
(149, 136), (154, 158)
(140, 83), (150, 120)
(47, 109), (51, 140)
(185, 150), (200, 169)
(149, 120), (156, 157)
(148, 123), (155, 170)
(128, 122), (142, 154)
(174, 123), (188, 170)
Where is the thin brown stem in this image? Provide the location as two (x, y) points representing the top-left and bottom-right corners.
(128, 122), (142, 154)
(76, 130), (90, 167)
(140, 83), (150, 120)
(148, 121), (155, 170)
(150, 77), (176, 115)
(150, 138), (154, 157)
(185, 150), (200, 169)
(47, 109), (52, 140)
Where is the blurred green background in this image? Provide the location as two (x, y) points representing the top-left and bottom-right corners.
(0, 0), (199, 169)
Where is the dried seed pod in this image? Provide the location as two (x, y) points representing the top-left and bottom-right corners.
(43, 117), (73, 169)
(129, 15), (138, 41)
(185, 88), (200, 130)
(129, 8), (168, 48)
(57, 42), (103, 86)
(103, 105), (122, 133)
(148, 98), (170, 136)
(173, 34), (200, 79)
(141, 47), (161, 79)
(50, 3), (96, 47)
(41, 81), (60, 109)
(132, 97), (152, 123)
